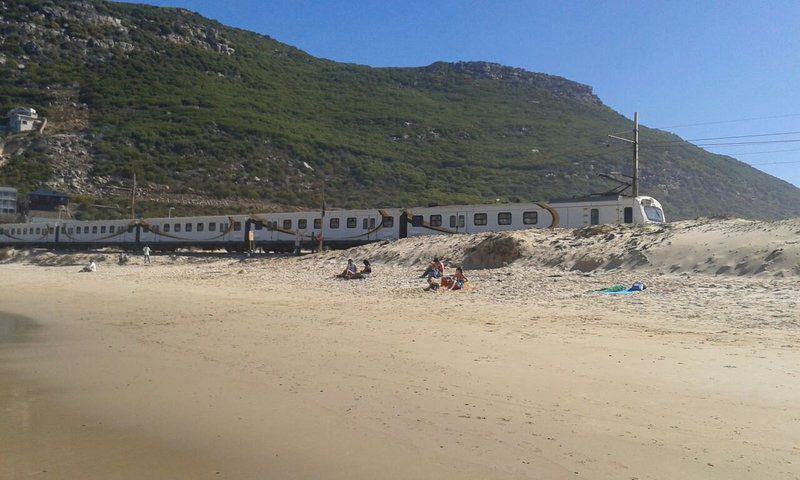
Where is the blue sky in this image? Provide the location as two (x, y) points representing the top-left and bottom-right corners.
(119, 0), (800, 187)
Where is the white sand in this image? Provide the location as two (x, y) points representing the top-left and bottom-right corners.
(0, 218), (798, 479)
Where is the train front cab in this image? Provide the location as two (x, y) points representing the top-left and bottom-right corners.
(634, 196), (665, 224)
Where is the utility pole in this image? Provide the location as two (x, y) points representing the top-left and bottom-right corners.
(608, 111), (640, 197)
(633, 111), (639, 197)
(319, 179), (325, 252)
(130, 172), (137, 220)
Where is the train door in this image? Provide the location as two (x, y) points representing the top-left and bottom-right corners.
(360, 215), (377, 242)
(399, 212), (408, 239)
(590, 208), (600, 225)
(263, 217), (274, 245)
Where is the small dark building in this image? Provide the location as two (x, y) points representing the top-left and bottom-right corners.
(28, 189), (69, 211)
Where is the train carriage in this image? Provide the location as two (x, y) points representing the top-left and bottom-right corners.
(249, 208), (401, 250)
(138, 215), (247, 250)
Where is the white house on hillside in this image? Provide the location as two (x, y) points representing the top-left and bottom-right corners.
(8, 107), (38, 132)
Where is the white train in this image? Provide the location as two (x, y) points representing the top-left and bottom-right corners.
(0, 195), (664, 251)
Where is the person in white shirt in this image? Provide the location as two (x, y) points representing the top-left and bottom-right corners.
(142, 245), (152, 264)
(294, 230), (302, 256)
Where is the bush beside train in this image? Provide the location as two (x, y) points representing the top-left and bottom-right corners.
(0, 195), (664, 251)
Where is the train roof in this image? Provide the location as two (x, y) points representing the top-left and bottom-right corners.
(547, 194), (629, 204)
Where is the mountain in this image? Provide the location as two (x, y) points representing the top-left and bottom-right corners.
(1, 0), (799, 220)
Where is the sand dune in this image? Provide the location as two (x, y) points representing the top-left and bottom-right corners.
(316, 217), (800, 277)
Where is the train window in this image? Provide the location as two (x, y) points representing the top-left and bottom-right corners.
(298, 219), (307, 230)
(498, 212), (512, 225)
(84, 226), (90, 234)
(283, 219), (292, 230)
(329, 218), (340, 229)
(91, 226), (97, 234)
(152, 225), (159, 233)
(523, 211), (538, 225)
(209, 222), (216, 232)
(23, 228), (27, 235)
(430, 215), (442, 227)
(233, 222), (241, 231)
(449, 215), (457, 228)
(411, 215), (423, 227)
(644, 206), (664, 223)
(370, 218), (376, 229)
(222, 223), (229, 232)
(185, 223), (193, 232)
(174, 223), (181, 232)
(100, 226), (106, 234)
(163, 224), (170, 233)
(590, 209), (600, 226)
(624, 207), (634, 224)
(60, 226), (65, 234)
(49, 227), (54, 234)
(459, 215), (465, 227)
(346, 217), (357, 229)
(197, 223), (204, 232)
(314, 218), (322, 229)
(362, 218), (369, 230)
(255, 222), (263, 230)
(474, 213), (487, 226)
(382, 216), (394, 227)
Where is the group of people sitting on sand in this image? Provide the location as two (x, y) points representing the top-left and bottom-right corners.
(420, 256), (468, 292)
(334, 255), (467, 292)
(335, 259), (372, 280)
(334, 257), (468, 292)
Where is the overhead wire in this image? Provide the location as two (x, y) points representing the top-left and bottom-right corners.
(658, 113), (800, 129)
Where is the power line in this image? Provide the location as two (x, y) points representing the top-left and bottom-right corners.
(704, 147), (800, 156)
(749, 159), (800, 166)
(658, 113), (800, 129)
(694, 138), (800, 147)
(683, 130), (800, 142)
(645, 138), (800, 148)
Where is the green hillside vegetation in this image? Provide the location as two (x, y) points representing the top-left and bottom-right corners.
(1, 0), (799, 220)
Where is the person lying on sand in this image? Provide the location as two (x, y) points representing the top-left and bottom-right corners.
(423, 276), (440, 292)
(420, 257), (445, 279)
(335, 259), (358, 279)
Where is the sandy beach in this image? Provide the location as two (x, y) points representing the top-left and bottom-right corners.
(1, 218), (799, 479)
